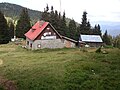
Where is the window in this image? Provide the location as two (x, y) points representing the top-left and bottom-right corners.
(37, 44), (41, 48)
(30, 43), (32, 48)
(47, 27), (50, 30)
(41, 36), (56, 40)
(27, 41), (29, 45)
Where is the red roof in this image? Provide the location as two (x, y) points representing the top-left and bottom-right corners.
(25, 21), (49, 40)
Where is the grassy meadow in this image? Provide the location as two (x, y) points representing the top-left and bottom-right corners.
(0, 43), (120, 90)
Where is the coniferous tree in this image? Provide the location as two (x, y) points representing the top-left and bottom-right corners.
(58, 12), (62, 27)
(96, 24), (101, 35)
(80, 11), (91, 34)
(80, 11), (87, 34)
(76, 25), (81, 40)
(113, 35), (120, 48)
(97, 24), (102, 35)
(86, 21), (91, 34)
(42, 5), (68, 37)
(92, 25), (97, 35)
(93, 24), (102, 35)
(49, 9), (60, 32)
(16, 8), (31, 39)
(46, 4), (49, 12)
(41, 4), (50, 22)
(103, 30), (111, 45)
(0, 11), (10, 44)
(68, 19), (77, 40)
(50, 6), (54, 24)
(53, 10), (59, 29)
(60, 11), (68, 36)
(9, 21), (14, 38)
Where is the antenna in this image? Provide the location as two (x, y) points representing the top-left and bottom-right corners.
(59, 0), (61, 13)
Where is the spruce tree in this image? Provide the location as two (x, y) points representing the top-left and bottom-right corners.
(97, 24), (102, 35)
(80, 11), (87, 34)
(113, 35), (120, 48)
(93, 25), (97, 35)
(60, 11), (68, 36)
(53, 10), (59, 30)
(103, 30), (111, 45)
(58, 12), (62, 30)
(86, 21), (91, 34)
(68, 19), (77, 40)
(9, 21), (14, 38)
(76, 25), (81, 40)
(41, 4), (50, 22)
(50, 6), (55, 24)
(16, 8), (31, 39)
(80, 11), (91, 34)
(0, 11), (10, 44)
(49, 7), (61, 33)
(93, 24), (102, 35)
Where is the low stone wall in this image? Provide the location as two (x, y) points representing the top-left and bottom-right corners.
(87, 42), (103, 47)
(64, 40), (76, 48)
(33, 39), (64, 50)
(26, 38), (33, 49)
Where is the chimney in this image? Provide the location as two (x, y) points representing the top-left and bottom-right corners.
(31, 28), (36, 32)
(39, 20), (45, 28)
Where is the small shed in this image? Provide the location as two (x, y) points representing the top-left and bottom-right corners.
(62, 36), (77, 48)
(24, 21), (77, 50)
(79, 34), (103, 47)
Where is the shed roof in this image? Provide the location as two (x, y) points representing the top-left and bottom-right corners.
(80, 35), (103, 43)
(62, 36), (77, 43)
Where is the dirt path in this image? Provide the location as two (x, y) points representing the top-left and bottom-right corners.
(0, 76), (17, 90)
(0, 59), (17, 90)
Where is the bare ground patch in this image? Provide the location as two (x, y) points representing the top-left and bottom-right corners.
(0, 76), (17, 90)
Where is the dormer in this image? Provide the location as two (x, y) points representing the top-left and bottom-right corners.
(31, 28), (36, 32)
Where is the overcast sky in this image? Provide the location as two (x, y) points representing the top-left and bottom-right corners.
(0, 0), (120, 24)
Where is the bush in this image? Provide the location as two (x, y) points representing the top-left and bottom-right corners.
(104, 45), (113, 48)
(95, 46), (102, 53)
(0, 86), (4, 90)
(80, 47), (88, 52)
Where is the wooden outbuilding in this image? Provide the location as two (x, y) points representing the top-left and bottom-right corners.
(79, 34), (103, 47)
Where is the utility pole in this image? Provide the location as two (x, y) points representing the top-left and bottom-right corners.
(59, 0), (62, 13)
(13, 20), (17, 41)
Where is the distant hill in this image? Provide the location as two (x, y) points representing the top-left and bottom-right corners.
(0, 2), (42, 23)
(99, 21), (120, 36)
(91, 21), (120, 36)
(0, 2), (74, 25)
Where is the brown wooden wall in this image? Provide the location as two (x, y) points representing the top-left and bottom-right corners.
(35, 25), (60, 40)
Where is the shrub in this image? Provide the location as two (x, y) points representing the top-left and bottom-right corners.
(80, 47), (88, 52)
(95, 46), (102, 53)
(0, 86), (4, 90)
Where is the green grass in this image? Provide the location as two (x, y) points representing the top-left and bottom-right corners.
(0, 43), (120, 90)
(0, 86), (4, 90)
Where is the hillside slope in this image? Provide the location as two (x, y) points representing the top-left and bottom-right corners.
(0, 2), (42, 22)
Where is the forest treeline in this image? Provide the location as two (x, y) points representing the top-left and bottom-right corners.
(41, 5), (102, 40)
(0, 3), (120, 48)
